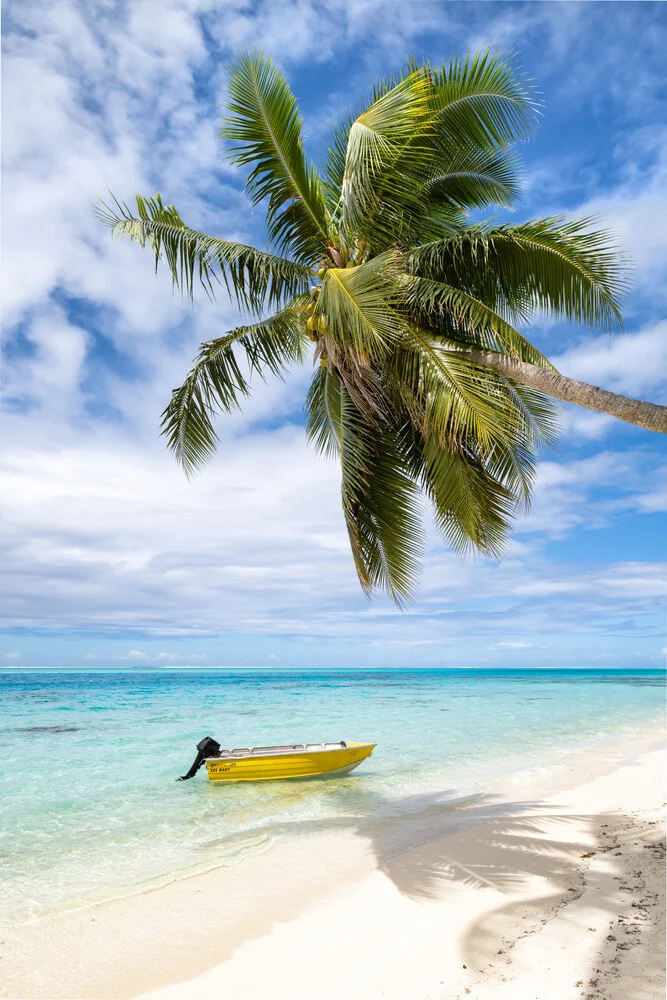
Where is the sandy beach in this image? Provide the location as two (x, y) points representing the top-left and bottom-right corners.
(1, 728), (664, 1000)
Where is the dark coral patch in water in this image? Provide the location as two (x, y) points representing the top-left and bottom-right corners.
(16, 725), (82, 734)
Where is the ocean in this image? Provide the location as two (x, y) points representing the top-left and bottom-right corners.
(1, 667), (664, 924)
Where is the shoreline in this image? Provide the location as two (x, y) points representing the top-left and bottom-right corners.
(4, 716), (663, 926)
(1, 726), (665, 999)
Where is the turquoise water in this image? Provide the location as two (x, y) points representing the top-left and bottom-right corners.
(1, 667), (664, 922)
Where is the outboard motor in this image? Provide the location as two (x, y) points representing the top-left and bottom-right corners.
(179, 736), (221, 780)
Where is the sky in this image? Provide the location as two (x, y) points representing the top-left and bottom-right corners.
(1, 0), (666, 669)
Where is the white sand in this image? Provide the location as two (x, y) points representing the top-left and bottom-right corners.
(137, 742), (666, 1000)
(2, 735), (664, 1000)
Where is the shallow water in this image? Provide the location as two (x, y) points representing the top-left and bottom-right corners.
(0, 667), (664, 921)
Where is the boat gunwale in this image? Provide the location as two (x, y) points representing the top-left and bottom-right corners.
(205, 741), (376, 763)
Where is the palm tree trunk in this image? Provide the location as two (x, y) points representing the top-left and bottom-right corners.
(461, 349), (667, 434)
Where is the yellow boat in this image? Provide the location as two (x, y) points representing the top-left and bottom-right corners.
(179, 736), (376, 782)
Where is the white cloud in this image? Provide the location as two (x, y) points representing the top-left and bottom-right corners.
(0, 427), (352, 633)
(1, 414), (663, 650)
(580, 187), (667, 300)
(630, 480), (667, 515)
(490, 641), (533, 649)
(514, 452), (643, 537)
(1, 652), (22, 660)
(555, 323), (667, 400)
(155, 652), (207, 661)
(555, 127), (667, 313)
(4, 303), (90, 418)
(558, 408), (615, 441)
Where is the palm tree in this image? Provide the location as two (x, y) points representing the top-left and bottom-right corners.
(97, 50), (666, 604)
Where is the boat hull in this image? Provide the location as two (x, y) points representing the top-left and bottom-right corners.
(205, 741), (375, 782)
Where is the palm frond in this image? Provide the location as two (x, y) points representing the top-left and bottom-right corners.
(308, 372), (423, 602)
(337, 68), (434, 247)
(430, 49), (540, 152)
(424, 148), (521, 212)
(390, 326), (558, 476)
(410, 218), (629, 330)
(327, 53), (533, 252)
(305, 365), (343, 461)
(222, 50), (330, 264)
(317, 251), (406, 357)
(384, 328), (558, 543)
(420, 435), (516, 557)
(359, 52), (535, 249)
(404, 276), (553, 365)
(161, 299), (309, 476)
(482, 380), (558, 506)
(394, 390), (552, 558)
(95, 194), (312, 311)
(394, 326), (527, 446)
(321, 110), (355, 213)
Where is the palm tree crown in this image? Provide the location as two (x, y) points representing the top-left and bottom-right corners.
(98, 50), (633, 604)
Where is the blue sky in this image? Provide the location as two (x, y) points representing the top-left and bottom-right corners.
(2, 0), (666, 669)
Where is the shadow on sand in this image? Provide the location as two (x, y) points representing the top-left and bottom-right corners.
(202, 777), (665, 997)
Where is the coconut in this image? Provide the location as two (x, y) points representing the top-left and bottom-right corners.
(317, 266), (327, 280)
(306, 315), (318, 332)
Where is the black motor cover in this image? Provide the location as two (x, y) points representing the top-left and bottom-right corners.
(197, 736), (221, 756)
(179, 736), (222, 780)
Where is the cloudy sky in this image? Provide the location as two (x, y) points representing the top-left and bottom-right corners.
(2, 0), (666, 669)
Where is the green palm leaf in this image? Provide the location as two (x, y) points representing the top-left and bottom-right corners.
(391, 326), (557, 484)
(337, 68), (434, 248)
(305, 365), (343, 461)
(410, 218), (628, 330)
(420, 435), (516, 557)
(329, 52), (535, 253)
(222, 50), (330, 264)
(384, 331), (557, 554)
(395, 391), (543, 559)
(430, 49), (540, 151)
(393, 325), (535, 446)
(404, 276), (553, 365)
(96, 194), (312, 310)
(307, 368), (423, 602)
(317, 251), (406, 358)
(424, 148), (521, 212)
(162, 300), (309, 476)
